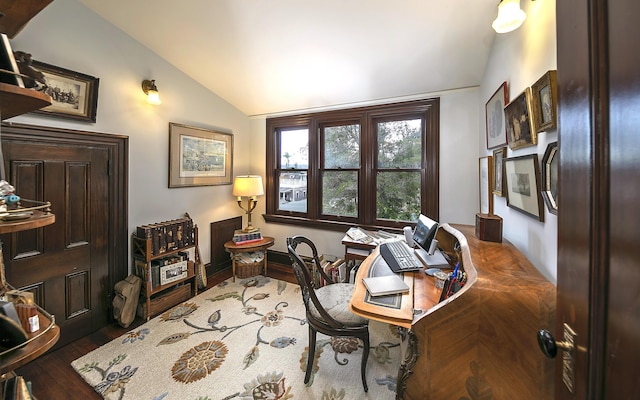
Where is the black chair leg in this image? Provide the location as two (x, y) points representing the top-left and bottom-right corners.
(305, 326), (317, 384)
(361, 333), (370, 392)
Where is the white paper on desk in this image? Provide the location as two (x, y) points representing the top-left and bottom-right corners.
(346, 227), (373, 243)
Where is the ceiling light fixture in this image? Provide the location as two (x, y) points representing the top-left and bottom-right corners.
(492, 0), (528, 33)
(141, 79), (161, 105)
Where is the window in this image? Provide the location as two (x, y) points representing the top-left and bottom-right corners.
(265, 99), (439, 232)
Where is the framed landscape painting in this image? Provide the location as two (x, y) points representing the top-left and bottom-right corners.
(169, 123), (233, 188)
(485, 82), (508, 149)
(504, 154), (544, 222)
(505, 88), (536, 150)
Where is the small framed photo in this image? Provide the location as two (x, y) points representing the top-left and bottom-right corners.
(169, 122), (234, 188)
(31, 60), (99, 122)
(479, 156), (494, 214)
(492, 147), (507, 196)
(505, 88), (537, 150)
(541, 142), (558, 215)
(504, 154), (544, 222)
(160, 261), (188, 285)
(531, 70), (558, 132)
(485, 82), (509, 149)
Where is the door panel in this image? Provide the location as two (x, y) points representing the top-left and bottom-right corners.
(556, 1), (640, 399)
(606, 1), (640, 398)
(0, 122), (129, 349)
(555, 0), (594, 397)
(3, 140), (108, 346)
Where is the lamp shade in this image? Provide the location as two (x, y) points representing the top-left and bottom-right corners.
(232, 175), (264, 197)
(146, 89), (161, 105)
(492, 0), (526, 33)
(141, 79), (161, 105)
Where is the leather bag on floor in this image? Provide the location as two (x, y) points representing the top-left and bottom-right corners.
(113, 274), (141, 328)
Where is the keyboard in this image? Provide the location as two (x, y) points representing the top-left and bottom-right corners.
(380, 241), (423, 272)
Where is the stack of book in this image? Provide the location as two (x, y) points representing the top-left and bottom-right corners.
(232, 229), (263, 244)
(314, 255), (345, 285)
(136, 216), (195, 256)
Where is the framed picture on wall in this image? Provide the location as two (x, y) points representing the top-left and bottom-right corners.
(531, 70), (558, 132)
(504, 154), (544, 222)
(505, 88), (536, 150)
(492, 147), (507, 196)
(31, 60), (99, 122)
(169, 122), (234, 188)
(485, 82), (509, 149)
(541, 142), (559, 215)
(479, 156), (494, 214)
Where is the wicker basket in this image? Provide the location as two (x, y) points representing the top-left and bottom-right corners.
(236, 260), (263, 279)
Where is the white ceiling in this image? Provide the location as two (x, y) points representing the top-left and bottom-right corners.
(78, 0), (498, 117)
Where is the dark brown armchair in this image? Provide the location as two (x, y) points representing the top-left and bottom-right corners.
(286, 235), (370, 392)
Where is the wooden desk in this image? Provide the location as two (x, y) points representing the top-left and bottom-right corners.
(350, 248), (442, 329)
(349, 223), (555, 400)
(224, 237), (274, 281)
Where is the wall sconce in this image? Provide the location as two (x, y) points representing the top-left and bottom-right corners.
(232, 175), (264, 232)
(141, 79), (161, 105)
(492, 0), (528, 33)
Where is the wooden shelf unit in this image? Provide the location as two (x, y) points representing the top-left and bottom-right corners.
(131, 225), (199, 320)
(0, 0), (58, 388)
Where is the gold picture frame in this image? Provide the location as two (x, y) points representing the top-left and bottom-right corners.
(169, 122), (233, 188)
(531, 70), (558, 133)
(492, 147), (507, 196)
(505, 88), (536, 150)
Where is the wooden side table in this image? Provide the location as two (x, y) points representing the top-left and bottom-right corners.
(224, 237), (275, 281)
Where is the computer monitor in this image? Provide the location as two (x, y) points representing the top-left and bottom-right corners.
(412, 214), (439, 254)
(412, 214), (449, 268)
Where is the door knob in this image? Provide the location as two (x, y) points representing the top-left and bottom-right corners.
(538, 324), (577, 393)
(537, 329), (573, 358)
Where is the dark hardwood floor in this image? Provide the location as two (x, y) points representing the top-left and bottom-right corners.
(15, 264), (296, 399)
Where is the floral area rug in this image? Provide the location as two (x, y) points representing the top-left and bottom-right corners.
(71, 276), (401, 399)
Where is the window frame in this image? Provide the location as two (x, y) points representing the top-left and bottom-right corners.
(265, 98), (440, 233)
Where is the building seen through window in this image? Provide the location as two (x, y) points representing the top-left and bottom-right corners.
(265, 98), (440, 231)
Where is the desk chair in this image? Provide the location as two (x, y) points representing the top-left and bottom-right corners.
(286, 236), (370, 392)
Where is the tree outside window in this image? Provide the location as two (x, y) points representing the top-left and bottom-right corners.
(265, 99), (439, 232)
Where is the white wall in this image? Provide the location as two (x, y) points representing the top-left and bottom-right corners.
(249, 87), (480, 258)
(9, 0), (252, 265)
(479, 0), (558, 283)
(6, 0), (554, 283)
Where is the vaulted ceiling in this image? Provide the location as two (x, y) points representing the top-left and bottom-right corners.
(78, 0), (498, 117)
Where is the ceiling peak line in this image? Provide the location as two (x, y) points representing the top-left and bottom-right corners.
(247, 85), (480, 119)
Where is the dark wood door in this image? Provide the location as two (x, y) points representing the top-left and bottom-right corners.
(0, 123), (129, 348)
(555, 1), (640, 398)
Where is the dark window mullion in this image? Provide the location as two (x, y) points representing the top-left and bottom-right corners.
(360, 115), (374, 226)
(306, 121), (320, 219)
